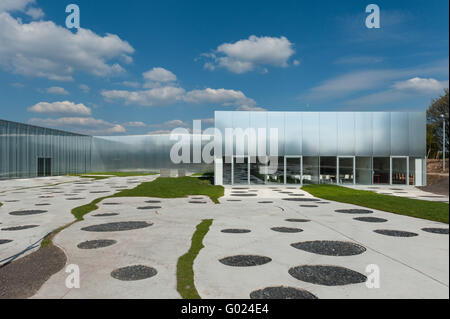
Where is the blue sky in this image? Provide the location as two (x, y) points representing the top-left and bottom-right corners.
(0, 0), (448, 135)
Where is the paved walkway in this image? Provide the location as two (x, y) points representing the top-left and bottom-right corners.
(1, 179), (448, 299)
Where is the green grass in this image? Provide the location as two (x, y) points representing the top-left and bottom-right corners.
(82, 171), (157, 177)
(0, 202), (2, 207)
(302, 184), (449, 224)
(113, 176), (224, 204)
(71, 196), (110, 221)
(77, 175), (111, 180)
(177, 219), (213, 299)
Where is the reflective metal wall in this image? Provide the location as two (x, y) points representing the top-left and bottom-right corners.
(215, 111), (426, 157)
(0, 119), (91, 179)
(91, 135), (213, 173)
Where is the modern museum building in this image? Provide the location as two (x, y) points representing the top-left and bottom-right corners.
(0, 111), (427, 186)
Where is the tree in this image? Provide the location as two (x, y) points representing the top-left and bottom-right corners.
(426, 89), (449, 158)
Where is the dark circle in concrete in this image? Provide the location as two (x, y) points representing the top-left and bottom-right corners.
(250, 286), (318, 299)
(421, 228), (449, 235)
(39, 196), (53, 198)
(390, 188), (403, 191)
(111, 265), (157, 281)
(103, 202), (121, 205)
(221, 229), (251, 233)
(231, 193), (257, 197)
(289, 265), (367, 286)
(145, 200), (162, 203)
(317, 202), (330, 204)
(2, 225), (39, 231)
(0, 239), (13, 245)
(219, 255), (272, 267)
(191, 197), (204, 200)
(354, 217), (388, 223)
(271, 227), (303, 233)
(9, 210), (47, 216)
(285, 218), (310, 223)
(92, 213), (119, 217)
(300, 205), (318, 208)
(4, 200), (19, 202)
(66, 197), (85, 200)
(81, 221), (152, 232)
(258, 201), (273, 204)
(335, 209), (373, 214)
(288, 194), (305, 197)
(374, 229), (418, 237)
(90, 191), (110, 194)
(283, 198), (320, 202)
(226, 199), (242, 202)
(77, 239), (117, 249)
(189, 201), (207, 204)
(232, 187), (249, 190)
(35, 203), (51, 206)
(231, 191), (248, 194)
(137, 206), (162, 210)
(291, 241), (366, 256)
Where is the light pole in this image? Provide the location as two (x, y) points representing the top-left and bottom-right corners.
(442, 114), (446, 171)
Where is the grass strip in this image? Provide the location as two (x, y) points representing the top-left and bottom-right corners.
(303, 184), (449, 224)
(177, 219), (213, 299)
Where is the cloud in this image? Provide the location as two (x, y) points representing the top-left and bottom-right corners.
(0, 0), (34, 13)
(122, 81), (140, 88)
(79, 84), (90, 93)
(392, 77), (448, 93)
(25, 7), (44, 19)
(46, 86), (69, 95)
(143, 67), (177, 88)
(147, 129), (172, 135)
(0, 10), (134, 81)
(184, 88), (256, 107)
(28, 101), (91, 116)
(101, 86), (186, 106)
(28, 117), (125, 135)
(123, 121), (146, 127)
(202, 35), (296, 73)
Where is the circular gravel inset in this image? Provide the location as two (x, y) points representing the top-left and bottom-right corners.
(291, 240), (366, 256)
(374, 229), (418, 237)
(353, 217), (388, 223)
(145, 200), (162, 203)
(285, 218), (310, 223)
(258, 201), (273, 204)
(2, 225), (39, 231)
(288, 194), (305, 197)
(300, 205), (318, 208)
(280, 191), (293, 194)
(189, 201), (207, 204)
(35, 203), (51, 206)
(92, 213), (119, 217)
(137, 206), (162, 210)
(421, 228), (449, 235)
(9, 210), (47, 216)
(81, 221), (152, 232)
(283, 198), (320, 202)
(289, 265), (367, 286)
(271, 227), (303, 233)
(335, 209), (373, 214)
(226, 199), (242, 202)
(4, 200), (19, 202)
(231, 193), (257, 197)
(102, 202), (121, 205)
(111, 265), (157, 281)
(232, 187), (249, 190)
(221, 229), (251, 233)
(219, 255), (272, 267)
(0, 239), (13, 245)
(90, 191), (110, 194)
(66, 197), (85, 200)
(77, 239), (117, 249)
(250, 286), (318, 299)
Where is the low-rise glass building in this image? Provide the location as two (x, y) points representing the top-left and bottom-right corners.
(0, 110), (427, 186)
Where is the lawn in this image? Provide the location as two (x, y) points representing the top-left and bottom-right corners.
(302, 184), (449, 224)
(72, 171), (158, 180)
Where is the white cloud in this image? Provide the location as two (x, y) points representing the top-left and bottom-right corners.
(122, 81), (140, 88)
(0, 11), (134, 81)
(143, 67), (177, 88)
(392, 77), (448, 93)
(101, 86), (185, 106)
(147, 129), (172, 135)
(0, 0), (34, 13)
(28, 117), (125, 135)
(79, 84), (90, 93)
(46, 86), (69, 95)
(203, 35), (296, 73)
(25, 7), (44, 19)
(123, 121), (146, 127)
(184, 88), (256, 108)
(28, 101), (91, 116)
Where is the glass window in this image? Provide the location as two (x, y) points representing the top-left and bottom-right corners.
(302, 156), (319, 184)
(285, 157), (302, 184)
(373, 157), (390, 184)
(320, 157), (337, 184)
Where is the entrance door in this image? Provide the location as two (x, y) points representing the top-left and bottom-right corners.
(232, 156), (249, 185)
(338, 157), (355, 184)
(37, 157), (52, 177)
(285, 156), (302, 184)
(391, 156), (408, 185)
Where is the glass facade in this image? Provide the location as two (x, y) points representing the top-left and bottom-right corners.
(0, 119), (91, 179)
(215, 111), (427, 186)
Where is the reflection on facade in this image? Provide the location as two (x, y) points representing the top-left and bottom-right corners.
(214, 111), (427, 186)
